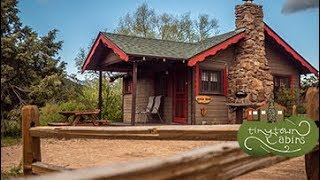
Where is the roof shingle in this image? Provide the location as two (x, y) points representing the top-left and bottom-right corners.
(102, 28), (245, 60)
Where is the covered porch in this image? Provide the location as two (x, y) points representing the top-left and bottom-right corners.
(82, 32), (197, 125)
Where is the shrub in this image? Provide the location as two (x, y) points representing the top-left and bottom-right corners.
(1, 108), (21, 137)
(39, 103), (63, 125)
(79, 79), (122, 122)
(296, 104), (306, 114)
(275, 87), (298, 116)
(1, 162), (23, 179)
(58, 100), (87, 111)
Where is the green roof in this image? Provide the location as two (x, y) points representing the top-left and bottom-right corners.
(102, 28), (245, 60)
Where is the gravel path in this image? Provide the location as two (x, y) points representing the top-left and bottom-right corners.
(1, 139), (306, 179)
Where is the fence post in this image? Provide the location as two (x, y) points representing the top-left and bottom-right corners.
(304, 87), (319, 180)
(22, 105), (41, 175)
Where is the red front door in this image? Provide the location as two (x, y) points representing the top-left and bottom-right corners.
(173, 64), (187, 124)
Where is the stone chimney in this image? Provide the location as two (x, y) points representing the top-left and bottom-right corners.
(228, 0), (273, 104)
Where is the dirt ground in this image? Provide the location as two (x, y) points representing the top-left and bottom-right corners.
(1, 139), (306, 179)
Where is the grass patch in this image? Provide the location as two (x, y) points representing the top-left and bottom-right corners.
(1, 162), (23, 179)
(1, 136), (21, 147)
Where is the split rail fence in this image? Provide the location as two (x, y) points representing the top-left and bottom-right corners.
(19, 105), (318, 180)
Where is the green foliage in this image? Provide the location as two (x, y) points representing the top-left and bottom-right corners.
(275, 87), (298, 116)
(1, 135), (21, 147)
(1, 162), (23, 179)
(79, 79), (123, 121)
(38, 79), (123, 125)
(1, 0), (72, 132)
(116, 2), (219, 42)
(1, 108), (21, 137)
(300, 75), (319, 99)
(296, 104), (306, 114)
(39, 103), (64, 125)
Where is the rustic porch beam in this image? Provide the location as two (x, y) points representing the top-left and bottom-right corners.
(131, 62), (138, 126)
(191, 67), (196, 125)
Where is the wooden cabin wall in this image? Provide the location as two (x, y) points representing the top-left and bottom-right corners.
(123, 75), (154, 123)
(195, 46), (235, 125)
(265, 41), (300, 88)
(123, 72), (173, 124)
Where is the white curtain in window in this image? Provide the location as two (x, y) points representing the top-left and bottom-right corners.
(202, 72), (208, 81)
(210, 73), (218, 82)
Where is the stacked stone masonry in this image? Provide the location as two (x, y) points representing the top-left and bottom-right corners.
(228, 2), (274, 104)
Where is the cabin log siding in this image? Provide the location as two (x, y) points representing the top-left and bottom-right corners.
(122, 38), (303, 125)
(123, 76), (153, 123)
(265, 41), (300, 88)
(123, 72), (172, 124)
(195, 46), (235, 125)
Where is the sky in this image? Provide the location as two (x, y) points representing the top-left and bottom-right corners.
(18, 0), (319, 79)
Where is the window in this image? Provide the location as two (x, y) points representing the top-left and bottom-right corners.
(200, 70), (222, 94)
(155, 72), (168, 96)
(274, 75), (290, 93)
(123, 77), (132, 94)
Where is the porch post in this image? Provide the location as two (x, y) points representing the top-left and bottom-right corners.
(191, 67), (196, 125)
(131, 62), (138, 126)
(98, 71), (103, 120)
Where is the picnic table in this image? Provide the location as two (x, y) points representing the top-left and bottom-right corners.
(58, 110), (103, 126)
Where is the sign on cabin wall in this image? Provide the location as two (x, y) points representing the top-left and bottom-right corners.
(196, 95), (212, 104)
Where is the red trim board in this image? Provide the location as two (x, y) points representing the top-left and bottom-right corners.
(264, 24), (318, 77)
(82, 32), (129, 73)
(223, 67), (228, 96)
(187, 32), (245, 66)
(195, 65), (199, 96)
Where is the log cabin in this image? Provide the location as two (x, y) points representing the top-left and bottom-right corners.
(82, 0), (318, 125)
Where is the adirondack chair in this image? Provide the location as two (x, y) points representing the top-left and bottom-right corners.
(136, 96), (155, 123)
(150, 95), (163, 123)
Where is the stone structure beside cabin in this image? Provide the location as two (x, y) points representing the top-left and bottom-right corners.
(81, 1), (318, 125)
(228, 2), (273, 104)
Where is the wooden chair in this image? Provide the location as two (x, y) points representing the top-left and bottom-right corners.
(151, 95), (163, 123)
(136, 96), (155, 123)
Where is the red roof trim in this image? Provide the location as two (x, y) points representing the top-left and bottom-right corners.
(81, 33), (129, 73)
(187, 32), (245, 66)
(264, 24), (318, 77)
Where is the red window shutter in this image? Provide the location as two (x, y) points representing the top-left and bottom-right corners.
(223, 67), (228, 96)
(195, 65), (199, 96)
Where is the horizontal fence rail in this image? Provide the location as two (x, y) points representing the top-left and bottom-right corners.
(29, 125), (240, 141)
(31, 162), (73, 175)
(20, 105), (319, 179)
(21, 143), (320, 180)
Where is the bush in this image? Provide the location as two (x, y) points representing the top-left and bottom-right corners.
(58, 100), (87, 111)
(39, 103), (63, 125)
(1, 108), (21, 137)
(275, 87), (298, 116)
(79, 79), (122, 122)
(296, 104), (306, 114)
(1, 162), (23, 179)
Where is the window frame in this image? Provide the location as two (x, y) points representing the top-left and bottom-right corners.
(273, 75), (290, 90)
(123, 77), (132, 94)
(199, 68), (224, 95)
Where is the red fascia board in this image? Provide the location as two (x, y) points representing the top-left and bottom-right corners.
(81, 33), (129, 73)
(264, 24), (318, 77)
(187, 32), (245, 66)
